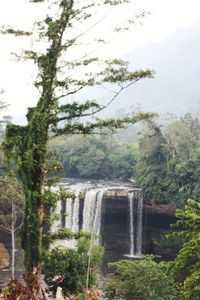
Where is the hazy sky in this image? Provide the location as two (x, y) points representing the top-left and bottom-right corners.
(0, 0), (200, 123)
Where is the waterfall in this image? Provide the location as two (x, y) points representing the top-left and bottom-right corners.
(65, 197), (73, 229)
(72, 195), (80, 232)
(128, 193), (134, 256)
(93, 190), (104, 236)
(50, 180), (143, 257)
(65, 192), (80, 232)
(128, 192), (143, 256)
(51, 189), (104, 236)
(136, 193), (143, 255)
(50, 199), (61, 233)
(82, 189), (105, 236)
(82, 190), (98, 232)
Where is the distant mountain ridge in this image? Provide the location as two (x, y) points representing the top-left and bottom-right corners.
(108, 21), (200, 117)
(14, 22), (200, 124)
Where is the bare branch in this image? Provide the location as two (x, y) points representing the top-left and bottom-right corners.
(14, 222), (23, 232)
(55, 85), (85, 100)
(84, 79), (141, 115)
(62, 13), (110, 48)
(29, 0), (45, 2)
(0, 225), (11, 234)
(61, 10), (150, 68)
(104, 0), (130, 5)
(52, 75), (149, 126)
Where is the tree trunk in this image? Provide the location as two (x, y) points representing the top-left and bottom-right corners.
(32, 202), (44, 278)
(11, 199), (15, 279)
(32, 176), (46, 300)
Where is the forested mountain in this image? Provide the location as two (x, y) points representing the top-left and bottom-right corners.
(12, 22), (200, 124)
(102, 21), (200, 117)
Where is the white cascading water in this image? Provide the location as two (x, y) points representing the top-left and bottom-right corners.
(65, 197), (73, 229)
(50, 199), (61, 233)
(71, 194), (80, 232)
(93, 190), (105, 236)
(65, 192), (80, 232)
(136, 193), (143, 255)
(50, 181), (143, 255)
(128, 192), (135, 256)
(82, 190), (98, 232)
(51, 192), (80, 249)
(128, 192), (143, 256)
(82, 189), (105, 236)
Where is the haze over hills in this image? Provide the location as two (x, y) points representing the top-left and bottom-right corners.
(104, 21), (200, 118)
(11, 21), (200, 124)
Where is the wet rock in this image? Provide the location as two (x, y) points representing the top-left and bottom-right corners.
(144, 200), (175, 216)
(105, 190), (116, 197)
(116, 190), (128, 197)
(0, 243), (10, 269)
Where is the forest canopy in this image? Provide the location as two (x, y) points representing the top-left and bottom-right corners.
(48, 113), (200, 208)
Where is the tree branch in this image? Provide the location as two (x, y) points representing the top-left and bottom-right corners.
(53, 78), (142, 124)
(0, 27), (32, 36)
(0, 226), (11, 234)
(52, 112), (157, 136)
(14, 222), (23, 232)
(55, 85), (85, 100)
(62, 12), (110, 49)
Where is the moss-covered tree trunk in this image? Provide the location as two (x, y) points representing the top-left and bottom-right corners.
(19, 1), (67, 272)
(21, 130), (48, 273)
(20, 94), (57, 273)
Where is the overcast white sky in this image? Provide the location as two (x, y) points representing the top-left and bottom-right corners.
(0, 0), (200, 123)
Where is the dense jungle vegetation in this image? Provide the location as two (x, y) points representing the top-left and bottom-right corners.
(49, 113), (200, 208)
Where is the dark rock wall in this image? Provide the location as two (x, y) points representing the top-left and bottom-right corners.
(101, 196), (177, 271)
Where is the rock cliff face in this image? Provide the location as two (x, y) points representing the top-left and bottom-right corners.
(101, 194), (177, 270)
(0, 243), (10, 269)
(61, 178), (175, 217)
(102, 190), (175, 217)
(143, 200), (175, 216)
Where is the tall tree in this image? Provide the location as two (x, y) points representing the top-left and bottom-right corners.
(1, 0), (155, 277)
(135, 115), (200, 207)
(0, 95), (11, 177)
(135, 120), (170, 202)
(0, 175), (24, 279)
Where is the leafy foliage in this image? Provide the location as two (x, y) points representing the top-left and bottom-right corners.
(106, 255), (176, 300)
(0, 175), (24, 233)
(170, 199), (200, 299)
(43, 228), (91, 248)
(49, 135), (137, 179)
(42, 238), (103, 295)
(135, 114), (200, 207)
